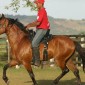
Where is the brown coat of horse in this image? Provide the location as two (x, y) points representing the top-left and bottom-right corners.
(0, 14), (85, 85)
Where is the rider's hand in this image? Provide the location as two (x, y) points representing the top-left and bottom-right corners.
(25, 26), (27, 29)
(25, 24), (30, 31)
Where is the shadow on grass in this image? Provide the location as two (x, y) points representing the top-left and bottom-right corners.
(24, 78), (85, 85)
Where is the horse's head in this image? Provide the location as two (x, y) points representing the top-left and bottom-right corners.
(0, 14), (33, 41)
(0, 14), (9, 34)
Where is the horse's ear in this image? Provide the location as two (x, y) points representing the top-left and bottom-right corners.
(2, 14), (5, 18)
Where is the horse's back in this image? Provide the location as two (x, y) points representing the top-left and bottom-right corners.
(52, 35), (75, 48)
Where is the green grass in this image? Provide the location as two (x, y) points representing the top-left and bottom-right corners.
(0, 65), (85, 85)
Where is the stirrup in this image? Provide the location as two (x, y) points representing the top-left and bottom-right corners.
(34, 61), (40, 67)
(31, 61), (40, 67)
(31, 61), (34, 65)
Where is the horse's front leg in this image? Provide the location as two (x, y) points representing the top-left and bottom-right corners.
(28, 70), (38, 85)
(23, 61), (38, 85)
(3, 64), (9, 84)
(2, 60), (18, 85)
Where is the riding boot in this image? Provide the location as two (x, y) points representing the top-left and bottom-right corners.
(32, 47), (40, 67)
(31, 57), (35, 65)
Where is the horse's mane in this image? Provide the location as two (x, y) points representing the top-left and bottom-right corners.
(8, 18), (28, 33)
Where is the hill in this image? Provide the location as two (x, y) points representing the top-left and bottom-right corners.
(0, 14), (85, 38)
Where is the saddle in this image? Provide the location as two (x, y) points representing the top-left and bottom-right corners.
(41, 30), (52, 61)
(41, 29), (52, 48)
(28, 29), (53, 61)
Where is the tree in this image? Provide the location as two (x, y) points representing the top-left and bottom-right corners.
(5, 0), (36, 12)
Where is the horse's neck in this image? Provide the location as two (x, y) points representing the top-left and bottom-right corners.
(6, 25), (26, 50)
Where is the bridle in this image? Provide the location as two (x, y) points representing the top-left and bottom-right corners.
(0, 18), (10, 29)
(0, 18), (14, 34)
(0, 19), (6, 28)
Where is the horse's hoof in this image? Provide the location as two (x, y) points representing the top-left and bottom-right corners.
(33, 82), (38, 85)
(52, 82), (56, 85)
(53, 81), (58, 85)
(78, 84), (81, 85)
(33, 83), (38, 85)
(53, 83), (58, 85)
(83, 64), (85, 73)
(6, 80), (10, 85)
(3, 76), (9, 83)
(83, 68), (85, 73)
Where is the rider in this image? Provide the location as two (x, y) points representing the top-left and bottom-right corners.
(25, 0), (50, 66)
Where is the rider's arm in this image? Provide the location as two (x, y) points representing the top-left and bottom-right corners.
(26, 20), (40, 29)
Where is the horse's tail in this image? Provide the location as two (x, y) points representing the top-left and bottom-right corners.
(74, 41), (85, 73)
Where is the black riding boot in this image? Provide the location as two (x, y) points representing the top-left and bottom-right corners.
(32, 47), (40, 67)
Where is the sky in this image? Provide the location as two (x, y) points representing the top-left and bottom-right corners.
(0, 0), (85, 20)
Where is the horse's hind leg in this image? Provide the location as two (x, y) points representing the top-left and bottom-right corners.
(3, 60), (18, 85)
(23, 61), (38, 85)
(53, 67), (69, 84)
(67, 59), (81, 85)
(53, 60), (69, 84)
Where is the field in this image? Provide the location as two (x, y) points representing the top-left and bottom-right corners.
(0, 65), (85, 85)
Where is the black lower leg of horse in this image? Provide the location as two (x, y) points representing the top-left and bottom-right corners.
(41, 61), (44, 69)
(83, 61), (85, 73)
(28, 70), (38, 85)
(74, 69), (81, 85)
(3, 64), (9, 83)
(53, 67), (69, 84)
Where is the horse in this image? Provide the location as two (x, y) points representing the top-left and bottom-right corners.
(0, 14), (85, 85)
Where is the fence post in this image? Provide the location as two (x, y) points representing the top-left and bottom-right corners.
(6, 39), (10, 63)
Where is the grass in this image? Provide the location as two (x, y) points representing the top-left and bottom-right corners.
(0, 65), (85, 85)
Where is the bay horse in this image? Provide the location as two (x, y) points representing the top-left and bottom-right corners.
(0, 14), (85, 85)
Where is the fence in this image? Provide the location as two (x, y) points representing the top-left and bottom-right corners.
(0, 38), (8, 61)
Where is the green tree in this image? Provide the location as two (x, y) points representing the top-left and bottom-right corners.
(5, 0), (36, 12)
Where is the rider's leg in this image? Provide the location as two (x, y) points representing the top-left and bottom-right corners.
(32, 29), (47, 66)
(32, 47), (40, 66)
